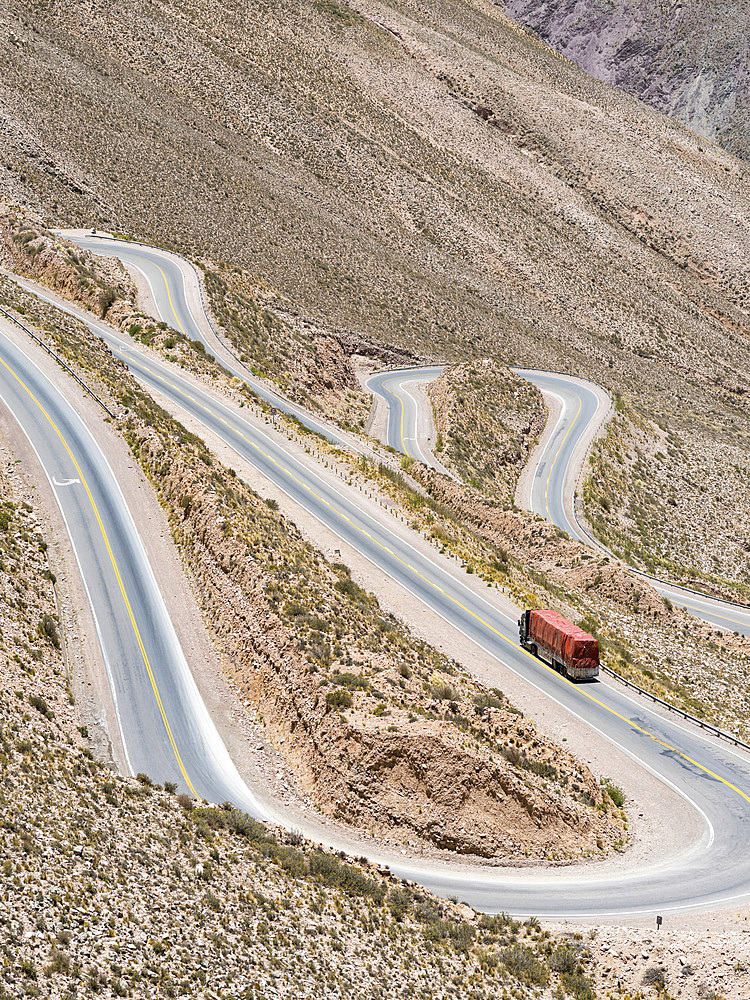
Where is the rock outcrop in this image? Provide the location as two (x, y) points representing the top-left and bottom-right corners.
(504, 0), (750, 159)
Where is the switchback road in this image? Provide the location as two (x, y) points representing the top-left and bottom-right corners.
(369, 364), (750, 637)
(5, 237), (750, 917)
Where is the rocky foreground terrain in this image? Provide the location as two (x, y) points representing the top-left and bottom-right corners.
(0, 447), (602, 1000)
(2, 425), (748, 999)
(504, 0), (750, 159)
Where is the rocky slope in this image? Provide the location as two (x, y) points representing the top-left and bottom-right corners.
(0, 270), (627, 862)
(427, 360), (546, 503)
(504, 0), (750, 159)
(2, 437), (748, 1000)
(583, 395), (750, 600)
(0, 448), (607, 1000)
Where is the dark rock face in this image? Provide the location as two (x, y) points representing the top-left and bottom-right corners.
(504, 0), (750, 158)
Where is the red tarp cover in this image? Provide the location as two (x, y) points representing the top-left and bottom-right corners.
(529, 610), (599, 670)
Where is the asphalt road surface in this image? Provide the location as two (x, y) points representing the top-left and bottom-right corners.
(365, 367), (444, 462)
(0, 322), (274, 819)
(8, 242), (750, 917)
(66, 233), (358, 452)
(366, 361), (750, 637)
(519, 370), (750, 638)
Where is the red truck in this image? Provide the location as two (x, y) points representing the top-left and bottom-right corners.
(518, 609), (599, 681)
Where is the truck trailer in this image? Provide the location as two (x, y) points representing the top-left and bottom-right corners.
(518, 609), (599, 681)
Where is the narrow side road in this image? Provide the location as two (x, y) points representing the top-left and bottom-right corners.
(518, 371), (750, 638)
(365, 360), (750, 637)
(365, 366), (444, 465)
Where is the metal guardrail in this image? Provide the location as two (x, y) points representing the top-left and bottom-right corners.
(600, 662), (750, 753)
(572, 501), (750, 616)
(0, 304), (116, 419)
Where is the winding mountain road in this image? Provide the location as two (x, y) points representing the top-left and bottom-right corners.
(66, 233), (358, 452)
(372, 364), (750, 637)
(4, 236), (750, 918)
(0, 320), (273, 818)
(365, 367), (444, 463)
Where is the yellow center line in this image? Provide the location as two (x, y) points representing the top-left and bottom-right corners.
(124, 350), (750, 809)
(392, 386), (408, 456)
(155, 263), (187, 336)
(1, 355), (199, 798)
(544, 395), (582, 524)
(672, 602), (750, 629)
(538, 389), (750, 631)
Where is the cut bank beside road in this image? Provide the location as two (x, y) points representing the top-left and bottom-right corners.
(1, 443), (747, 999)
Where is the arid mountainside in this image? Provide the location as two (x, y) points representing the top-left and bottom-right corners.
(2, 0), (750, 593)
(504, 0), (750, 159)
(0, 449), (607, 1000)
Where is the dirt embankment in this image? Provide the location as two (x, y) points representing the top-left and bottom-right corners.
(0, 204), (416, 435)
(427, 360), (546, 502)
(412, 463), (664, 610)
(0, 203), (136, 315)
(202, 263), (416, 432)
(0, 448), (615, 1000)
(135, 427), (624, 861)
(410, 463), (750, 658)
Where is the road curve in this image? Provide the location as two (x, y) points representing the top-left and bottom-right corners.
(0, 321), (275, 821)
(13, 244), (750, 917)
(20, 289), (750, 917)
(366, 363), (750, 637)
(518, 370), (750, 638)
(365, 367), (444, 465)
(64, 232), (360, 453)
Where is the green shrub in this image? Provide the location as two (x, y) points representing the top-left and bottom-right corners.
(28, 694), (51, 718)
(641, 965), (666, 988)
(561, 971), (597, 999)
(308, 851), (383, 899)
(38, 613), (61, 649)
(329, 672), (369, 691)
(501, 943), (550, 986)
(606, 784), (625, 807)
(334, 576), (370, 605)
(550, 946), (578, 973)
(97, 286), (117, 315)
(326, 689), (353, 710)
(430, 682), (456, 701)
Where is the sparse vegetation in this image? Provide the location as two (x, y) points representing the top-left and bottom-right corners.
(0, 271), (626, 861)
(428, 360), (546, 502)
